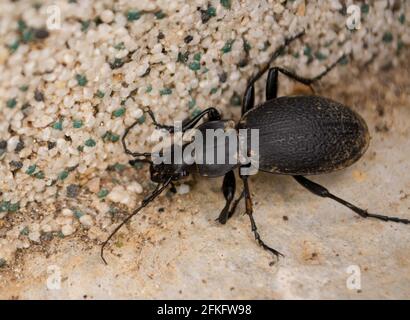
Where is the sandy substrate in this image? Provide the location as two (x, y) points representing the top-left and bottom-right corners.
(1, 58), (409, 299)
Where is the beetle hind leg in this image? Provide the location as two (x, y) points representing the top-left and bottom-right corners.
(294, 175), (410, 225)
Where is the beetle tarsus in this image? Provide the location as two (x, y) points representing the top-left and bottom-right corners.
(216, 205), (230, 224)
(330, 196), (410, 224)
(249, 213), (284, 259)
(241, 175), (284, 260)
(358, 210), (410, 224)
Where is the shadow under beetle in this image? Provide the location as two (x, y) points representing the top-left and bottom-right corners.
(101, 30), (410, 264)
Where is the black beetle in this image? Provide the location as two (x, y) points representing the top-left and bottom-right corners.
(101, 31), (409, 264)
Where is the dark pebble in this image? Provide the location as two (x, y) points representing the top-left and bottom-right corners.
(47, 141), (56, 150)
(67, 164), (79, 172)
(41, 232), (54, 242)
(338, 3), (347, 16)
(15, 140), (25, 153)
(22, 102), (31, 115)
(184, 35), (193, 43)
(141, 67), (151, 77)
(158, 207), (165, 213)
(218, 72), (227, 83)
(157, 31), (165, 40)
(0, 140), (7, 150)
(67, 184), (80, 198)
(34, 28), (50, 39)
(177, 52), (189, 64)
(110, 58), (124, 69)
(34, 89), (44, 102)
(10, 160), (23, 169)
(238, 59), (248, 68)
(95, 16), (103, 26)
(0, 140), (7, 156)
(200, 10), (211, 23)
(381, 61), (393, 71)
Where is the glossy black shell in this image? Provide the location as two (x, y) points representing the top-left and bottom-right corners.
(238, 95), (370, 175)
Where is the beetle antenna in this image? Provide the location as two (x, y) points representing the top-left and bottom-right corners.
(247, 29), (305, 89)
(122, 119), (152, 158)
(144, 107), (175, 132)
(101, 177), (172, 265)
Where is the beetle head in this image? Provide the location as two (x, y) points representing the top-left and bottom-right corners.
(149, 162), (189, 183)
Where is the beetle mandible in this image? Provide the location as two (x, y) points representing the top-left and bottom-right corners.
(100, 30), (409, 264)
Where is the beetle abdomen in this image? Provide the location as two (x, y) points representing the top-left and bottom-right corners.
(239, 96), (370, 175)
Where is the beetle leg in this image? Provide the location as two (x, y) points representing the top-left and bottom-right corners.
(245, 30), (305, 92)
(182, 107), (221, 130)
(217, 189), (245, 223)
(266, 68), (279, 100)
(240, 175), (284, 258)
(123, 107), (221, 160)
(294, 175), (410, 225)
(145, 107), (175, 132)
(241, 30), (306, 115)
(216, 171), (236, 224)
(122, 120), (152, 158)
(242, 84), (255, 116)
(129, 158), (153, 167)
(145, 107), (221, 133)
(228, 190), (245, 219)
(241, 30), (306, 114)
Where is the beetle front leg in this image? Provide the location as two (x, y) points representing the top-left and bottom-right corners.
(240, 174), (284, 258)
(181, 107), (221, 130)
(146, 107), (221, 133)
(145, 107), (175, 132)
(293, 175), (410, 224)
(129, 158), (153, 167)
